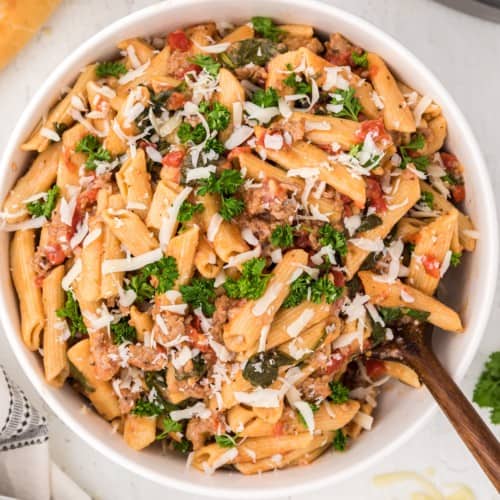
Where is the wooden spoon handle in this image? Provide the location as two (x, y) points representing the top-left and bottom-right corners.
(401, 343), (500, 490)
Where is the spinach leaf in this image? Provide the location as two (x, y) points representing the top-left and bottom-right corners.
(243, 350), (293, 388)
(69, 361), (95, 393)
(356, 214), (383, 234)
(220, 38), (283, 68)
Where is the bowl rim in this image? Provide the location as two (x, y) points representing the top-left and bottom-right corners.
(0, 0), (498, 497)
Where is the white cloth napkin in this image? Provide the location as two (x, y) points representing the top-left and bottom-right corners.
(0, 366), (90, 500)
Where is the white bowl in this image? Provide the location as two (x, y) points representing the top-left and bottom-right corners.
(0, 0), (497, 497)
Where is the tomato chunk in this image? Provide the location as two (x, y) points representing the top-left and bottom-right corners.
(167, 30), (191, 51)
(162, 150), (185, 168)
(365, 177), (387, 213)
(44, 244), (66, 266)
(356, 118), (389, 143)
(167, 92), (186, 111)
(365, 358), (387, 379)
(422, 254), (440, 278)
(451, 184), (465, 204)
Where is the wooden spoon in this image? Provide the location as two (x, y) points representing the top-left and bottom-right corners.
(373, 324), (500, 490)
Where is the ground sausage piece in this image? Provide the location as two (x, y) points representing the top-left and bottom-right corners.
(270, 118), (305, 144)
(234, 65), (268, 86)
(117, 386), (141, 414)
(185, 414), (222, 450)
(88, 331), (121, 381)
(243, 178), (298, 222)
(283, 35), (323, 54)
(236, 216), (273, 243)
(297, 374), (332, 402)
(127, 345), (168, 371)
(211, 295), (243, 342)
(325, 33), (355, 66)
(151, 311), (186, 346)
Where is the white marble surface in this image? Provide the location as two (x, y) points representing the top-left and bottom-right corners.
(0, 0), (499, 498)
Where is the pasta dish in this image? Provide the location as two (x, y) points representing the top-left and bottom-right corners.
(0, 17), (477, 474)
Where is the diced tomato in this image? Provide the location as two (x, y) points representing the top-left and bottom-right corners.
(44, 244), (66, 266)
(272, 421), (285, 436)
(178, 63), (201, 78)
(162, 150), (185, 168)
(341, 194), (354, 217)
(167, 30), (191, 51)
(325, 351), (347, 375)
(365, 177), (387, 213)
(451, 184), (465, 204)
(440, 152), (459, 171)
(227, 146), (251, 161)
(138, 139), (155, 150)
(365, 358), (386, 379)
(187, 325), (211, 353)
(422, 254), (441, 278)
(355, 118), (389, 143)
(368, 64), (379, 78)
(332, 269), (346, 287)
(167, 92), (186, 111)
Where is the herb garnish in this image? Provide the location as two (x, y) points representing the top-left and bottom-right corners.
(26, 185), (60, 219)
(75, 134), (112, 170)
(180, 278), (217, 316)
(224, 258), (271, 300)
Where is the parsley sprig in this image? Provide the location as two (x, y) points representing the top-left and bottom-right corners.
(180, 277), (217, 316)
(177, 201), (204, 222)
(56, 291), (87, 338)
(451, 251), (462, 267)
(399, 134), (429, 171)
(215, 433), (240, 448)
(198, 170), (245, 221)
(283, 65), (312, 95)
(190, 54), (221, 77)
(131, 399), (165, 417)
(473, 351), (500, 424)
(96, 61), (127, 78)
(328, 381), (350, 404)
(27, 185), (59, 219)
(332, 429), (347, 451)
(351, 51), (368, 68)
(224, 257), (271, 300)
(157, 417), (183, 440)
(329, 87), (362, 121)
(270, 224), (294, 248)
(75, 134), (112, 170)
(283, 274), (343, 308)
(251, 16), (284, 42)
(318, 224), (347, 256)
(110, 318), (137, 345)
(128, 256), (179, 303)
(252, 87), (279, 107)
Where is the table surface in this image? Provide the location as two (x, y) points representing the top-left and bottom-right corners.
(0, 0), (499, 498)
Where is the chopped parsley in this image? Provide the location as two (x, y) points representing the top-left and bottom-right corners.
(399, 134), (429, 171)
(328, 380), (350, 404)
(351, 51), (368, 68)
(156, 417), (183, 440)
(177, 201), (204, 222)
(270, 224), (294, 248)
(318, 224), (347, 256)
(96, 61), (127, 78)
(378, 306), (430, 323)
(329, 87), (362, 121)
(199, 101), (231, 131)
(283, 66), (312, 95)
(26, 185), (60, 219)
(75, 134), (112, 170)
(190, 54), (221, 77)
(332, 429), (347, 451)
(177, 122), (206, 145)
(173, 439), (192, 454)
(251, 16), (283, 42)
(283, 274), (343, 308)
(180, 277), (216, 316)
(473, 351), (500, 424)
(310, 276), (343, 304)
(56, 291), (87, 338)
(220, 196), (245, 221)
(224, 257), (271, 300)
(197, 169), (245, 197)
(197, 169), (245, 221)
(252, 87), (279, 107)
(215, 433), (240, 448)
(451, 251), (462, 267)
(419, 191), (434, 209)
(131, 399), (164, 417)
(204, 137), (225, 154)
(282, 273), (313, 308)
(128, 256), (179, 303)
(110, 318), (137, 345)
